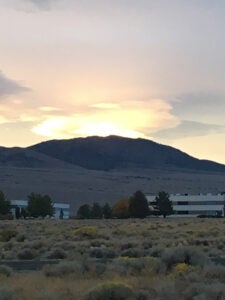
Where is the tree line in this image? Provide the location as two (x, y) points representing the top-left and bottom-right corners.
(0, 189), (173, 219)
(77, 190), (173, 219)
(77, 203), (112, 219)
(0, 191), (55, 219)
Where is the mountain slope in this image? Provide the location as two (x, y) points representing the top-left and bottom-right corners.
(0, 147), (77, 169)
(28, 135), (225, 172)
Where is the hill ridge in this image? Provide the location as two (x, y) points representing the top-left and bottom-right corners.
(25, 135), (225, 172)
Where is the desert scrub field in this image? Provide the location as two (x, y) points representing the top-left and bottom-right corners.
(1, 218), (225, 299)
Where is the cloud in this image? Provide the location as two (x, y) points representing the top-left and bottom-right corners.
(0, 116), (9, 125)
(32, 99), (178, 139)
(0, 71), (28, 98)
(38, 106), (61, 112)
(90, 103), (120, 110)
(23, 0), (53, 10)
(153, 120), (225, 140)
(172, 92), (225, 124)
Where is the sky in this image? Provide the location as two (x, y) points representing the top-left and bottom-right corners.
(0, 0), (225, 164)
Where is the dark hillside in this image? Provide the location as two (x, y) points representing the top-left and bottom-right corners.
(28, 135), (225, 172)
(0, 147), (76, 169)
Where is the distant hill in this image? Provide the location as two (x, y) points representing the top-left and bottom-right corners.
(0, 147), (76, 169)
(27, 135), (225, 172)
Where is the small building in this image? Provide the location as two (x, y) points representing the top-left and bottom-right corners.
(10, 200), (70, 219)
(146, 193), (225, 217)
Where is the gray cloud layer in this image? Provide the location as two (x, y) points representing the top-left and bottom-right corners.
(153, 120), (225, 140)
(0, 71), (28, 98)
(24, 0), (52, 10)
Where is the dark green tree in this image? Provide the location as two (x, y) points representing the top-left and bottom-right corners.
(77, 204), (91, 219)
(15, 206), (21, 219)
(0, 191), (11, 215)
(27, 193), (54, 218)
(129, 190), (150, 218)
(102, 203), (112, 219)
(155, 191), (174, 218)
(90, 202), (103, 219)
(21, 207), (28, 219)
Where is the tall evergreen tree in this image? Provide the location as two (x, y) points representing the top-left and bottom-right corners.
(0, 191), (11, 215)
(77, 204), (91, 219)
(90, 202), (103, 219)
(155, 191), (173, 218)
(129, 190), (150, 218)
(102, 203), (112, 219)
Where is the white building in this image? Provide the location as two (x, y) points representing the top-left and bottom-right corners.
(10, 200), (70, 219)
(146, 193), (225, 217)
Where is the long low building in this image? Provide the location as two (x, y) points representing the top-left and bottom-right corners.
(146, 193), (225, 217)
(10, 200), (70, 219)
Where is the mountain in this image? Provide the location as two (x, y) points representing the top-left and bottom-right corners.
(0, 146), (76, 169)
(27, 135), (225, 172)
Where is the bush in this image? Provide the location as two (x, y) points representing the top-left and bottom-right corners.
(16, 234), (26, 243)
(121, 248), (143, 258)
(43, 260), (86, 277)
(162, 247), (209, 270)
(203, 265), (225, 281)
(0, 229), (18, 242)
(184, 282), (225, 300)
(17, 249), (37, 260)
(72, 226), (98, 239)
(83, 282), (134, 300)
(108, 257), (162, 276)
(0, 265), (13, 277)
(47, 248), (67, 259)
(0, 287), (17, 300)
(90, 247), (116, 259)
(33, 290), (60, 300)
(0, 214), (13, 220)
(134, 289), (156, 300)
(149, 246), (164, 258)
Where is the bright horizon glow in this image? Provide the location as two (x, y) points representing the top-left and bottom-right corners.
(73, 122), (147, 139)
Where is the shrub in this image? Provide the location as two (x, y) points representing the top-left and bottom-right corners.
(83, 282), (134, 300)
(162, 247), (208, 270)
(33, 290), (60, 300)
(17, 249), (37, 260)
(121, 242), (136, 251)
(134, 289), (156, 300)
(72, 226), (98, 239)
(43, 260), (86, 277)
(0, 265), (13, 277)
(16, 234), (26, 242)
(108, 257), (162, 276)
(47, 248), (67, 259)
(203, 265), (225, 282)
(0, 214), (13, 220)
(0, 287), (17, 300)
(184, 282), (225, 300)
(85, 260), (107, 276)
(149, 246), (164, 258)
(0, 229), (18, 242)
(172, 262), (193, 277)
(156, 282), (179, 300)
(121, 248), (143, 258)
(90, 247), (116, 259)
